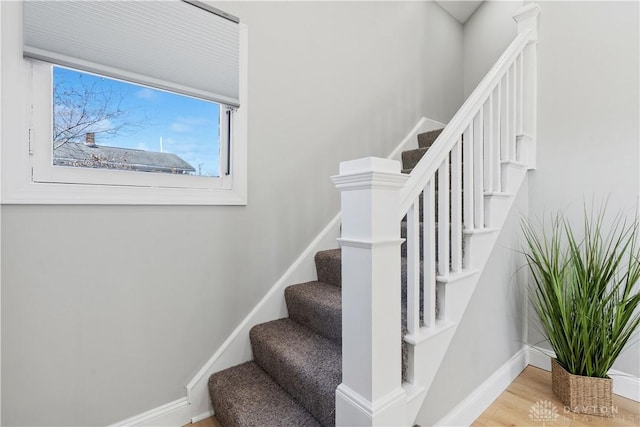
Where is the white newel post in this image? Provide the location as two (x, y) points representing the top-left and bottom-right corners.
(332, 157), (408, 427)
(513, 3), (541, 169)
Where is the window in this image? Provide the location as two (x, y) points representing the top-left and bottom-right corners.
(52, 66), (225, 178)
(0, 0), (247, 205)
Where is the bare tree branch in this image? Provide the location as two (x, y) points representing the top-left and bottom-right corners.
(53, 72), (147, 149)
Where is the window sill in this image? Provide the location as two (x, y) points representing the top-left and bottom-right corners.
(1, 178), (247, 205)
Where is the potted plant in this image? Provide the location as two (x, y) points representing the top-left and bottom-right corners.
(521, 205), (640, 415)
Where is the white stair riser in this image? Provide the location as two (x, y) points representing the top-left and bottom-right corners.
(439, 274), (479, 321)
(516, 134), (535, 169)
(484, 195), (511, 228)
(463, 230), (497, 270)
(501, 162), (528, 193)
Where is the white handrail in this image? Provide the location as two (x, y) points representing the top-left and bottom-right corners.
(399, 29), (534, 217)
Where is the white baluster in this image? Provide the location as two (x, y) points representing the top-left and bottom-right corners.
(483, 96), (493, 192)
(462, 124), (474, 231)
(510, 64), (517, 161)
(406, 197), (420, 335)
(500, 75), (508, 162)
(450, 139), (462, 272)
(423, 178), (436, 327)
(492, 86), (502, 192)
(517, 52), (524, 137)
(437, 156), (450, 277)
(506, 69), (514, 161)
(473, 111), (484, 229)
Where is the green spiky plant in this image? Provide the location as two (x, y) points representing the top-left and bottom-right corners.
(522, 205), (640, 378)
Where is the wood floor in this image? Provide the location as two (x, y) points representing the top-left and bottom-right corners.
(473, 366), (640, 427)
(187, 366), (639, 427)
(190, 416), (221, 427)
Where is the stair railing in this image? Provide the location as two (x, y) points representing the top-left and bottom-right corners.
(332, 5), (540, 426)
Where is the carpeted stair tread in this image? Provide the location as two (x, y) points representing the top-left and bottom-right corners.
(208, 361), (321, 427)
(402, 147), (429, 171)
(315, 249), (341, 288)
(250, 318), (341, 427)
(285, 281), (341, 344)
(417, 128), (443, 148)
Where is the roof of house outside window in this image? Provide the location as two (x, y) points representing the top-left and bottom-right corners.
(53, 142), (196, 174)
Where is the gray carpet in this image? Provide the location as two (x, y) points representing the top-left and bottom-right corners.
(208, 362), (321, 427)
(315, 250), (341, 288)
(417, 128), (442, 149)
(251, 319), (341, 426)
(208, 129), (442, 426)
(402, 147), (430, 170)
(285, 282), (341, 344)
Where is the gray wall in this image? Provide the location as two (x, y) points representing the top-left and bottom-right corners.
(463, 1), (521, 98)
(529, 0), (640, 377)
(1, 2), (464, 425)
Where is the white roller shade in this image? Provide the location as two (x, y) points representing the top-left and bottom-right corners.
(23, 0), (240, 107)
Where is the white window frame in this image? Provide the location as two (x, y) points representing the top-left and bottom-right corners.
(0, 2), (247, 205)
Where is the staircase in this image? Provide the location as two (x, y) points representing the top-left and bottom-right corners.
(206, 4), (541, 426)
(208, 129), (442, 427)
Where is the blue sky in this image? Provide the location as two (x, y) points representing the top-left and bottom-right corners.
(53, 67), (221, 177)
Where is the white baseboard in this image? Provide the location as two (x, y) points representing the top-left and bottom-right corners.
(109, 398), (191, 427)
(527, 345), (554, 370)
(527, 345), (640, 402)
(191, 410), (214, 424)
(434, 347), (529, 427)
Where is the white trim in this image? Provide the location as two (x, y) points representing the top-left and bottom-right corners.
(335, 384), (408, 426)
(403, 319), (457, 346)
(332, 169), (408, 191)
(184, 117), (435, 421)
(462, 227), (498, 236)
(611, 372), (640, 403)
(433, 347), (529, 427)
(527, 346), (640, 403)
(337, 238), (405, 249)
(336, 384), (407, 418)
(108, 398), (191, 427)
(527, 345), (554, 371)
(191, 410), (215, 424)
(435, 269), (479, 284)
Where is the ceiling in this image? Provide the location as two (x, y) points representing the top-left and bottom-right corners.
(435, 1), (484, 24)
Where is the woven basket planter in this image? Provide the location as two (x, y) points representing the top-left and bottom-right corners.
(551, 359), (613, 416)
